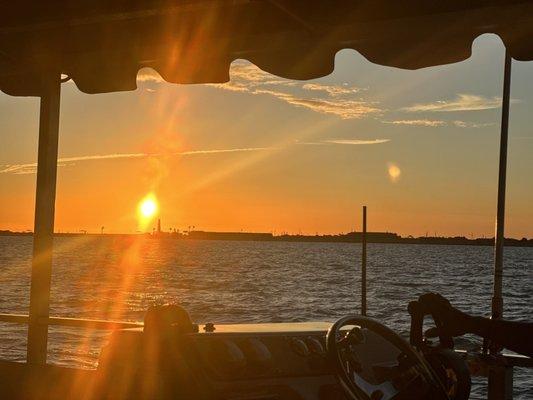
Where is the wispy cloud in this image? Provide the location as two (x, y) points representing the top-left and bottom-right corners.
(254, 89), (380, 119)
(1, 136), (392, 176)
(299, 138), (390, 146)
(137, 70), (164, 83)
(302, 83), (362, 96)
(382, 118), (496, 129)
(402, 94), (508, 112)
(383, 119), (446, 127)
(179, 147), (272, 156)
(452, 120), (495, 128)
(323, 139), (390, 145)
(0, 164), (50, 175)
(209, 62), (381, 119)
(0, 147), (273, 175)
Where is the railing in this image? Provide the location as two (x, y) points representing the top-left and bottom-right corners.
(0, 313), (142, 330)
(455, 350), (532, 400)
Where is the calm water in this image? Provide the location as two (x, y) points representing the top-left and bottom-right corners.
(0, 236), (531, 398)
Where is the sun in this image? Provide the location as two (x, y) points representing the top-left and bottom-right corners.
(138, 194), (158, 220)
(140, 199), (157, 218)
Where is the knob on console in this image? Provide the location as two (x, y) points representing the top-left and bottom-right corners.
(209, 339), (247, 375)
(306, 337), (325, 355)
(290, 338), (310, 357)
(239, 338), (273, 373)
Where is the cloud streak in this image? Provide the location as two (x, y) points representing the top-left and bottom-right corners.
(254, 89), (380, 119)
(302, 83), (362, 96)
(0, 147), (273, 175)
(1, 138), (392, 176)
(323, 139), (390, 145)
(383, 119), (446, 127)
(402, 94), (507, 112)
(209, 62), (381, 119)
(137, 70), (164, 83)
(452, 120), (495, 128)
(299, 138), (390, 146)
(382, 118), (495, 129)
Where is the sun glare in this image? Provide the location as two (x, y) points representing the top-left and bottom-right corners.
(138, 194), (158, 220)
(140, 200), (157, 217)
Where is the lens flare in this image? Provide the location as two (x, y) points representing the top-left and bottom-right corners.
(388, 163), (401, 182)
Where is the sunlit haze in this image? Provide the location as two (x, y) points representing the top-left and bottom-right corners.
(0, 35), (532, 238)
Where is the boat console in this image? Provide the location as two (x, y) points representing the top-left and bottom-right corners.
(94, 303), (470, 400)
(97, 321), (342, 400)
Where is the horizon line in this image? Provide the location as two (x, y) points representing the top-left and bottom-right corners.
(0, 228), (531, 241)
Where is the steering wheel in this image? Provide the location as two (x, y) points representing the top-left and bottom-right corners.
(326, 315), (449, 400)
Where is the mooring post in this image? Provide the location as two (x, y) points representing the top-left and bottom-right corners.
(361, 206), (367, 316)
(27, 71), (61, 364)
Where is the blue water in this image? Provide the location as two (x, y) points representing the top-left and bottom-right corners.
(0, 236), (531, 398)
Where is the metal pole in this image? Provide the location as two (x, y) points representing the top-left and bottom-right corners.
(361, 206), (367, 316)
(491, 49), (512, 325)
(27, 71), (61, 364)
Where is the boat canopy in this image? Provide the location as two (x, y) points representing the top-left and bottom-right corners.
(1, 0), (533, 96)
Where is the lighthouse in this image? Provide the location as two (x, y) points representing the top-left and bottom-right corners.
(157, 218), (161, 234)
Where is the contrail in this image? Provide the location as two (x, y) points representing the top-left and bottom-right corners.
(0, 147), (274, 175)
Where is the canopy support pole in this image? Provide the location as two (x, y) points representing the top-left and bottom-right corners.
(27, 72), (61, 365)
(487, 46), (513, 400)
(361, 206), (367, 316)
(491, 49), (511, 325)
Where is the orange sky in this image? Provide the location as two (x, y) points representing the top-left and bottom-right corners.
(0, 35), (532, 238)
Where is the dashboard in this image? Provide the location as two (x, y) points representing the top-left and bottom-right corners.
(98, 322), (345, 400)
(192, 322), (332, 379)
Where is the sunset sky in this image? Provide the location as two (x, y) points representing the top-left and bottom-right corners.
(0, 34), (532, 238)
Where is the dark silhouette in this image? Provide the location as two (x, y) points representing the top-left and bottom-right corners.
(419, 293), (533, 358)
(1, 229), (533, 247)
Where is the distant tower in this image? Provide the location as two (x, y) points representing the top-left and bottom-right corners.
(157, 218), (161, 234)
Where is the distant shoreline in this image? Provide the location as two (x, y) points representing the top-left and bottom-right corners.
(1, 230), (532, 247)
